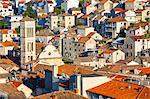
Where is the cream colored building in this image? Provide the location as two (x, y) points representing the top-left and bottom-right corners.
(20, 16), (36, 69)
(49, 13), (75, 30)
(36, 29), (54, 44)
(124, 35), (150, 59)
(77, 26), (95, 36)
(38, 43), (64, 66)
(102, 49), (125, 63)
(142, 9), (150, 22)
(97, 0), (113, 11)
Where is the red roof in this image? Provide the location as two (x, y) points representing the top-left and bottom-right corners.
(86, 32), (96, 38)
(138, 67), (150, 75)
(103, 49), (118, 54)
(126, 0), (135, 2)
(108, 17), (126, 22)
(10, 81), (22, 88)
(87, 79), (150, 99)
(135, 9), (144, 13)
(113, 75), (128, 81)
(36, 43), (45, 47)
(1, 29), (17, 34)
(113, 8), (127, 13)
(81, 14), (90, 19)
(134, 22), (148, 27)
(78, 37), (91, 43)
(2, 41), (17, 47)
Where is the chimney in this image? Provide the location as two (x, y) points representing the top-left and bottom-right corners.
(52, 65), (58, 79)
(74, 88), (79, 94)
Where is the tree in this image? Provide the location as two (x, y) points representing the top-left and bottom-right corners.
(54, 7), (61, 14)
(23, 4), (36, 19)
(0, 21), (8, 29)
(79, 0), (84, 7)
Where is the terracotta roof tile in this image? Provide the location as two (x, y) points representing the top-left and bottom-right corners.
(2, 41), (17, 47)
(81, 14), (90, 19)
(126, 0), (135, 2)
(108, 17), (126, 22)
(87, 79), (149, 99)
(1, 29), (17, 34)
(138, 67), (150, 75)
(113, 8), (127, 13)
(0, 83), (26, 99)
(103, 49), (118, 54)
(78, 37), (91, 43)
(134, 22), (148, 27)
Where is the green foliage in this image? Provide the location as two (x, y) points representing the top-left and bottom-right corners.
(79, 0), (84, 7)
(0, 20), (9, 29)
(145, 18), (150, 22)
(54, 7), (61, 14)
(23, 4), (36, 19)
(62, 58), (73, 64)
(15, 27), (20, 35)
(36, 26), (45, 32)
(130, 23), (134, 27)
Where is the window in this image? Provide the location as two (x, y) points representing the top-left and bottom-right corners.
(27, 42), (33, 51)
(48, 52), (51, 55)
(147, 11), (150, 16)
(126, 52), (128, 56)
(142, 40), (144, 42)
(27, 28), (34, 37)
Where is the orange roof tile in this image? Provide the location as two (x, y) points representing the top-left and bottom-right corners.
(2, 41), (17, 47)
(78, 37), (91, 43)
(0, 83), (26, 98)
(134, 22), (148, 27)
(86, 32), (96, 38)
(36, 43), (45, 47)
(1, 29), (17, 34)
(113, 8), (127, 13)
(103, 49), (118, 54)
(87, 79), (149, 99)
(10, 80), (22, 87)
(126, 0), (135, 2)
(138, 67), (150, 75)
(135, 9), (144, 13)
(81, 14), (90, 19)
(108, 17), (126, 22)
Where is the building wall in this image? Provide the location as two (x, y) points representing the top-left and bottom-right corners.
(20, 20), (36, 68)
(125, 2), (134, 10)
(142, 10), (150, 22)
(64, 16), (75, 28)
(125, 10), (136, 23)
(50, 15), (58, 30)
(104, 1), (113, 11)
(76, 75), (111, 97)
(17, 84), (32, 98)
